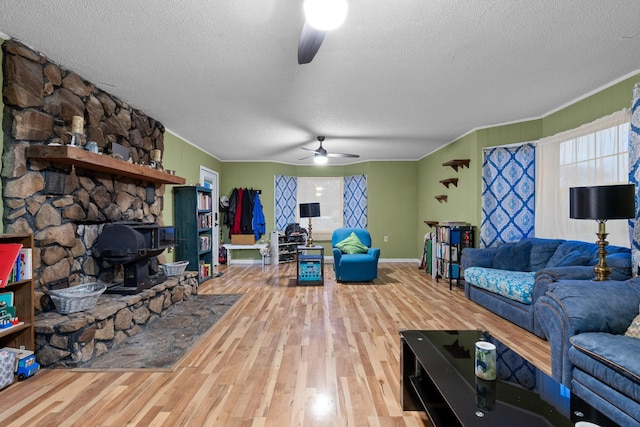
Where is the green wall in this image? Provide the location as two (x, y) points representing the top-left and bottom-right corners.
(219, 161), (419, 259)
(161, 132), (222, 262)
(419, 73), (640, 244)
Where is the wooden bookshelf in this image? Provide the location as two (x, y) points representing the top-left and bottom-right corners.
(0, 233), (34, 351)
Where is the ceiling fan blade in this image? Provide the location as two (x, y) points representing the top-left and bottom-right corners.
(300, 146), (317, 152)
(299, 154), (314, 160)
(298, 22), (326, 64)
(327, 153), (360, 158)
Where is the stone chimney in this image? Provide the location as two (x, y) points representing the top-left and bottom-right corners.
(2, 40), (167, 311)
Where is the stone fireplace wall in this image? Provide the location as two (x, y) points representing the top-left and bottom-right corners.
(2, 40), (167, 310)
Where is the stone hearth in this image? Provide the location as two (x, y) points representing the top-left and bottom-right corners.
(35, 272), (199, 368)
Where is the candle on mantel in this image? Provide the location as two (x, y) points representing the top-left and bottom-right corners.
(71, 115), (84, 134)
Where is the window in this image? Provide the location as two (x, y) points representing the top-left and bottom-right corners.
(297, 177), (343, 241)
(535, 110), (631, 246)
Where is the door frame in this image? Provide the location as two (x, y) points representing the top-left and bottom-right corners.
(200, 166), (219, 266)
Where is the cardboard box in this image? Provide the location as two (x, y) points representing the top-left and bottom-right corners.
(231, 234), (256, 245)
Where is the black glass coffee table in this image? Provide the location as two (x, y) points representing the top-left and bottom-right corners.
(400, 330), (615, 427)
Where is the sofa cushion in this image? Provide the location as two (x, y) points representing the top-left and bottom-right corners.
(547, 250), (591, 267)
(569, 332), (640, 402)
(491, 241), (532, 271)
(546, 241), (598, 268)
(464, 267), (536, 304)
(593, 252), (633, 278)
(335, 232), (369, 254)
(527, 238), (565, 271)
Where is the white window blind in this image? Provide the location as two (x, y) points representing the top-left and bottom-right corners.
(297, 177), (343, 241)
(535, 109), (631, 246)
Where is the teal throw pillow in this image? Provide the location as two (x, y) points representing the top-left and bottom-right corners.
(336, 232), (369, 254)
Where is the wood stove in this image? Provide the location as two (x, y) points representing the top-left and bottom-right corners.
(96, 222), (176, 294)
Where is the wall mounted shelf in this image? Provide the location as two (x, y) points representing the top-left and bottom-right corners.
(442, 159), (470, 172)
(27, 145), (186, 185)
(439, 178), (459, 188)
(435, 195), (448, 203)
(424, 221), (439, 228)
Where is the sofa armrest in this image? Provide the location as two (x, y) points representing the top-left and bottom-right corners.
(534, 280), (640, 386)
(333, 248), (343, 266)
(368, 247), (381, 260)
(461, 247), (498, 270)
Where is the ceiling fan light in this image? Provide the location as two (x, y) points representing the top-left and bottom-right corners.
(314, 154), (328, 164)
(304, 0), (348, 31)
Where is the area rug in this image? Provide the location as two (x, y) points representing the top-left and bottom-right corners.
(76, 293), (243, 371)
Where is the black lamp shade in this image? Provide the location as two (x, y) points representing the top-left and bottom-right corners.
(300, 202), (321, 218)
(569, 184), (635, 220)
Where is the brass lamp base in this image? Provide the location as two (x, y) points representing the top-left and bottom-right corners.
(593, 219), (611, 281)
(306, 218), (313, 247)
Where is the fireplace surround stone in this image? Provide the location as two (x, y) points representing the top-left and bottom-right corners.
(2, 39), (173, 310)
(35, 271), (199, 368)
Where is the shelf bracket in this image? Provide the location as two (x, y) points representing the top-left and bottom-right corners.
(439, 178), (459, 188)
(424, 221), (439, 228)
(442, 159), (470, 172)
(435, 195), (448, 203)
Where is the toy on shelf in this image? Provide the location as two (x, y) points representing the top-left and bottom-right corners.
(1, 347), (40, 381)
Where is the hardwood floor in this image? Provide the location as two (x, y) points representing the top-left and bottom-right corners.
(0, 262), (550, 427)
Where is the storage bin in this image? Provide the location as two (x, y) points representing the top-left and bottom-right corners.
(231, 234), (256, 245)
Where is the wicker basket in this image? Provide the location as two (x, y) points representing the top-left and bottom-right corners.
(160, 261), (189, 276)
(47, 283), (107, 314)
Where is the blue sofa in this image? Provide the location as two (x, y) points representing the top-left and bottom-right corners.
(332, 228), (380, 282)
(535, 280), (640, 426)
(461, 238), (631, 338)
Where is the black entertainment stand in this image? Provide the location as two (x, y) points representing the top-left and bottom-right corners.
(400, 330), (615, 427)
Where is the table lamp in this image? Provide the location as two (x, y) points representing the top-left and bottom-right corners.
(569, 184), (635, 281)
(300, 202), (321, 247)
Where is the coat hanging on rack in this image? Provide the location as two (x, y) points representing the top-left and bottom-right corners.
(225, 187), (265, 240)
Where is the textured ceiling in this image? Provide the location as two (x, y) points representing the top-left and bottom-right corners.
(0, 0), (639, 165)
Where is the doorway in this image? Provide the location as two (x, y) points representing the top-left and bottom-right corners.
(199, 166), (219, 266)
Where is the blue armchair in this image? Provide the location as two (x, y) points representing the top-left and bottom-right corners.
(332, 228), (380, 282)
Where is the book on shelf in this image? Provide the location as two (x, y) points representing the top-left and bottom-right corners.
(199, 262), (212, 279)
(198, 212), (213, 229)
(197, 192), (212, 210)
(0, 244), (22, 288)
(19, 248), (32, 280)
(199, 235), (211, 251)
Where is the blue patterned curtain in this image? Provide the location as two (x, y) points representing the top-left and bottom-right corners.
(481, 144), (536, 247)
(274, 175), (297, 230)
(344, 175), (367, 228)
(629, 83), (640, 277)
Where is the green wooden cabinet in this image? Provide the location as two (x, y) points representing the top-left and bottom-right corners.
(173, 186), (213, 283)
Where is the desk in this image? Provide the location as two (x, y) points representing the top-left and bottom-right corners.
(223, 243), (268, 266)
(296, 245), (324, 286)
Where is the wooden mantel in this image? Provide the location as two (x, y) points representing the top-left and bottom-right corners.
(27, 145), (186, 185)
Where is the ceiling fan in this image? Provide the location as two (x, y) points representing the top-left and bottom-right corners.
(299, 136), (360, 164)
(297, 0), (348, 64)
